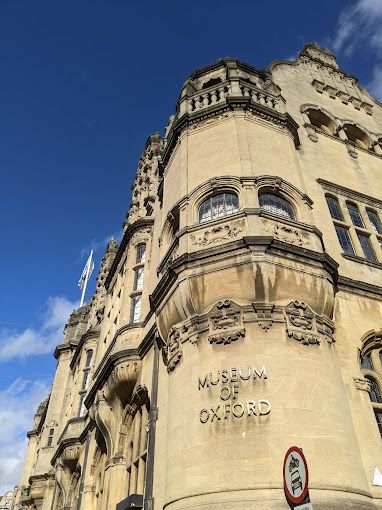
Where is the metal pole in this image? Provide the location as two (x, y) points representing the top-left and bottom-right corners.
(80, 250), (93, 307)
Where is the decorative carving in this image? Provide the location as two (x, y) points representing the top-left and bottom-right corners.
(191, 219), (245, 247)
(264, 222), (306, 246)
(208, 300), (245, 345)
(284, 300), (320, 345)
(253, 303), (275, 331)
(354, 377), (371, 392)
(166, 327), (182, 372)
(346, 141), (358, 159)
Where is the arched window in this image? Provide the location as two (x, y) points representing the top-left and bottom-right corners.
(367, 378), (382, 404)
(307, 109), (335, 136)
(198, 193), (239, 223)
(259, 193), (295, 220)
(85, 349), (93, 367)
(361, 353), (374, 371)
(360, 342), (382, 438)
(367, 210), (382, 235)
(343, 124), (370, 149)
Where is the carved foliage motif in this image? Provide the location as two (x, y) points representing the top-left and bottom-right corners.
(166, 326), (182, 372)
(284, 300), (320, 345)
(208, 300), (245, 345)
(264, 222), (307, 246)
(191, 219), (245, 247)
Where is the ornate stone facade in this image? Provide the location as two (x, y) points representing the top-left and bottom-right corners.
(14, 43), (382, 510)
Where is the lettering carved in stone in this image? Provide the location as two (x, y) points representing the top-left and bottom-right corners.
(208, 300), (245, 345)
(284, 300), (319, 345)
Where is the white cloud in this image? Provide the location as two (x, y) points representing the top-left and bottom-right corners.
(0, 378), (51, 494)
(0, 296), (78, 362)
(332, 0), (382, 57)
(367, 65), (382, 102)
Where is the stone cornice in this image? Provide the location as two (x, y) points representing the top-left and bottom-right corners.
(53, 343), (72, 360)
(56, 416), (87, 444)
(150, 237), (338, 312)
(105, 218), (154, 290)
(318, 179), (382, 209)
(337, 275), (382, 299)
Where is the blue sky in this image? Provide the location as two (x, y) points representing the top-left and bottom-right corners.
(1, 0), (382, 494)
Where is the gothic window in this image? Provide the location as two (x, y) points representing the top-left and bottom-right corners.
(126, 406), (149, 497)
(347, 203), (364, 228)
(131, 295), (142, 324)
(259, 193), (295, 220)
(133, 267), (144, 291)
(47, 428), (54, 447)
(367, 210), (382, 235)
(85, 349), (93, 367)
(323, 190), (382, 263)
(198, 193), (239, 223)
(326, 196), (343, 221)
(136, 244), (146, 264)
(360, 343), (382, 438)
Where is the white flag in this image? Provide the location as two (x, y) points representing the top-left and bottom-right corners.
(78, 253), (94, 290)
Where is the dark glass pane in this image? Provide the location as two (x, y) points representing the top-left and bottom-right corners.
(326, 196), (343, 221)
(134, 267), (144, 291)
(374, 410), (382, 438)
(361, 354), (374, 370)
(131, 295), (142, 324)
(369, 379), (382, 403)
(335, 226), (355, 254)
(347, 203), (365, 228)
(367, 210), (382, 235)
(85, 350), (93, 367)
(259, 193), (295, 219)
(136, 245), (146, 264)
(379, 351), (382, 365)
(358, 233), (377, 261)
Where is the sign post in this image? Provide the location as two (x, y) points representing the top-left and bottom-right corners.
(283, 446), (313, 510)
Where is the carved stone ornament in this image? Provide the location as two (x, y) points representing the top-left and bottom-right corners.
(264, 222), (306, 246)
(253, 303), (275, 331)
(346, 141), (358, 159)
(191, 219), (245, 247)
(284, 300), (320, 345)
(166, 326), (182, 372)
(208, 300), (245, 345)
(354, 377), (371, 392)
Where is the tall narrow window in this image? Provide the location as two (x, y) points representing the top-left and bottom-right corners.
(198, 193), (239, 223)
(334, 226), (355, 255)
(136, 245), (146, 264)
(326, 196), (343, 221)
(374, 411), (382, 438)
(361, 353), (374, 371)
(259, 193), (295, 219)
(131, 295), (142, 324)
(78, 394), (86, 417)
(85, 349), (93, 367)
(368, 378), (382, 404)
(133, 267), (144, 291)
(126, 406), (149, 497)
(347, 203), (365, 228)
(357, 233), (376, 261)
(367, 210), (382, 235)
(82, 370), (90, 390)
(47, 428), (54, 447)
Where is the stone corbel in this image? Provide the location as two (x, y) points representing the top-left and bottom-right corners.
(94, 392), (115, 460)
(354, 377), (371, 392)
(253, 303), (275, 331)
(284, 300), (320, 345)
(208, 300), (245, 345)
(346, 140), (358, 159)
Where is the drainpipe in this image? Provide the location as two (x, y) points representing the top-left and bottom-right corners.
(144, 333), (160, 510)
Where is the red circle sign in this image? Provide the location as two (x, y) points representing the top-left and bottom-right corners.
(283, 446), (309, 504)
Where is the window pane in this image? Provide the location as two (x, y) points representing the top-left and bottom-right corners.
(358, 233), (377, 261)
(131, 295), (142, 324)
(378, 239), (382, 252)
(361, 353), (374, 370)
(82, 370), (89, 390)
(85, 350), (93, 367)
(369, 379), (382, 403)
(136, 245), (146, 264)
(326, 196), (343, 221)
(47, 436), (53, 447)
(374, 410), (382, 438)
(259, 193), (295, 219)
(134, 267), (144, 291)
(334, 226), (355, 254)
(199, 194), (239, 223)
(367, 210), (382, 234)
(49, 428), (54, 435)
(379, 351), (382, 365)
(78, 394), (86, 417)
(347, 203), (365, 228)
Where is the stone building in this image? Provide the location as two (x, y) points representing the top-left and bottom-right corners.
(13, 43), (382, 510)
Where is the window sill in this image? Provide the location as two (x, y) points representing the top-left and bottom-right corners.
(342, 253), (382, 269)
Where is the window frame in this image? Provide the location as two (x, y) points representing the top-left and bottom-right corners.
(198, 192), (239, 224)
(259, 192), (296, 220)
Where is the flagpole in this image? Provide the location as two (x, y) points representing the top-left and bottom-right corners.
(80, 250), (93, 307)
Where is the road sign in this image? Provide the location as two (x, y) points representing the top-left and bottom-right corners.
(283, 446), (309, 505)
